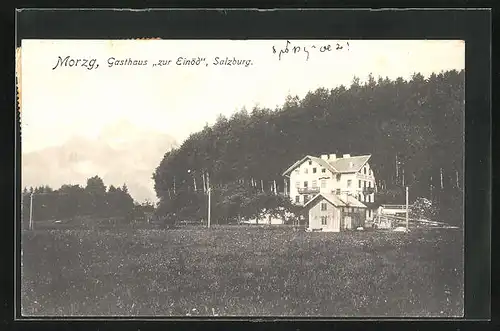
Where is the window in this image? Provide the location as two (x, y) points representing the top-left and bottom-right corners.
(369, 169), (372, 176)
(308, 161), (312, 165)
(359, 180), (361, 188)
(295, 195), (300, 203)
(313, 167), (317, 173)
(336, 189), (341, 195)
(295, 168), (300, 174)
(367, 195), (371, 203)
(322, 168), (326, 173)
(321, 179), (326, 188)
(321, 216), (327, 225)
(368, 209), (372, 217)
(295, 181), (300, 188)
(358, 194), (362, 201)
(321, 202), (327, 211)
(304, 195), (310, 203)
(351, 208), (355, 213)
(364, 167), (367, 175)
(368, 181), (371, 188)
(364, 181), (367, 188)
(304, 181), (308, 188)
(312, 180), (317, 188)
(336, 174), (341, 181)
(304, 168), (309, 174)
(347, 179), (352, 188)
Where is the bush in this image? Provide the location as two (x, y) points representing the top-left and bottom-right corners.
(410, 197), (438, 221)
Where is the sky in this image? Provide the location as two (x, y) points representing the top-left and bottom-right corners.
(19, 39), (465, 201)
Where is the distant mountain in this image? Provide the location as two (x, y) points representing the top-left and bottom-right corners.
(22, 120), (178, 203)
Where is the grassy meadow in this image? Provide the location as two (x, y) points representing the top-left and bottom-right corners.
(21, 226), (464, 317)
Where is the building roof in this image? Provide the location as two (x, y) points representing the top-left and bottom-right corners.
(327, 155), (371, 173)
(304, 193), (367, 209)
(282, 154), (371, 176)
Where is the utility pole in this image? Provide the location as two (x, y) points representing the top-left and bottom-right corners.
(29, 192), (34, 231)
(207, 172), (211, 229)
(405, 186), (409, 232)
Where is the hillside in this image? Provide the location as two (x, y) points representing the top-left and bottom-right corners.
(22, 120), (177, 203)
(153, 70), (464, 224)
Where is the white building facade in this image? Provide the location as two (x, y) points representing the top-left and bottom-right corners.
(282, 153), (377, 220)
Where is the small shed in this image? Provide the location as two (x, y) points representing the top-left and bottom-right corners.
(303, 193), (367, 232)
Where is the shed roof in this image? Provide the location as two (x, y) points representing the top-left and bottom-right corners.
(304, 193), (367, 209)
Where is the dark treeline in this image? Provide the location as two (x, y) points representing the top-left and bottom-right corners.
(22, 175), (154, 228)
(153, 70), (464, 225)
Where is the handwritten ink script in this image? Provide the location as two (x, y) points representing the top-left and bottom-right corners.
(272, 40), (350, 61)
(51, 56), (254, 71)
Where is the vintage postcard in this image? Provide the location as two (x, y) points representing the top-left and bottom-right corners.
(18, 39), (465, 317)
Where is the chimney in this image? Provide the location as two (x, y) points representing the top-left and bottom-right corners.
(320, 154), (328, 160)
(329, 154), (336, 160)
(342, 154), (351, 158)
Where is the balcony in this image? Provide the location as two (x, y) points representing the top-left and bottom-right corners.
(298, 187), (320, 194)
(363, 187), (375, 195)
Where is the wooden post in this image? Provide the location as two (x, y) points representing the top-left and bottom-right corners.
(456, 170), (460, 189)
(440, 168), (444, 190)
(261, 179), (264, 193)
(173, 176), (176, 195)
(273, 180), (277, 195)
(193, 173), (197, 192)
(405, 186), (409, 232)
(29, 192), (34, 231)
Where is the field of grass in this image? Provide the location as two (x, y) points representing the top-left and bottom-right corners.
(21, 226), (464, 317)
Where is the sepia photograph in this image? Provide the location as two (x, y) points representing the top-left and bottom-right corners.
(18, 38), (465, 318)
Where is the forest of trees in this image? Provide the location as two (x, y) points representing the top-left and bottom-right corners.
(21, 176), (154, 229)
(153, 70), (465, 226)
